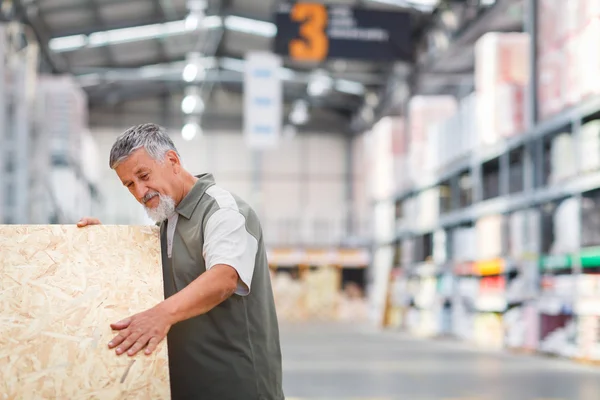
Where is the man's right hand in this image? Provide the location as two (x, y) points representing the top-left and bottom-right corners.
(77, 217), (102, 227)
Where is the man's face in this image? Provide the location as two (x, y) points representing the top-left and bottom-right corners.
(115, 148), (180, 221)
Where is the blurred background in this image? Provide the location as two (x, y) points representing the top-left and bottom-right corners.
(4, 0), (600, 398)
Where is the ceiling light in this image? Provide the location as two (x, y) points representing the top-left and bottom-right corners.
(361, 107), (375, 123)
(182, 122), (201, 141)
(367, 0), (439, 12)
(224, 16), (277, 37)
(289, 100), (309, 125)
(185, 14), (200, 31)
(365, 92), (379, 107)
(182, 64), (198, 82)
(181, 95), (204, 114)
(48, 34), (87, 52)
(187, 0), (208, 12)
(308, 71), (333, 97)
(182, 63), (206, 82)
(335, 79), (365, 95)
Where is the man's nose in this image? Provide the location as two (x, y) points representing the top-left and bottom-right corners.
(135, 184), (147, 201)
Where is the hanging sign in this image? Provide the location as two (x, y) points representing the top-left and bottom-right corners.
(274, 3), (412, 62)
(243, 52), (283, 149)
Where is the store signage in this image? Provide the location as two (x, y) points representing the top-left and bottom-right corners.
(243, 52), (283, 149)
(579, 247), (600, 268)
(273, 3), (412, 62)
(475, 258), (504, 276)
(454, 262), (474, 275)
(267, 248), (370, 267)
(539, 254), (572, 271)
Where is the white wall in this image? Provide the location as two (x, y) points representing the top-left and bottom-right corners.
(91, 128), (351, 246)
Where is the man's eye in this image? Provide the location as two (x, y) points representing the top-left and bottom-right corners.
(140, 174), (149, 180)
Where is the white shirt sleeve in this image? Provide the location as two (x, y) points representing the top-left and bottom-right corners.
(202, 208), (258, 296)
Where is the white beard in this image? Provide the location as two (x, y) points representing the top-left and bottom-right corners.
(143, 192), (176, 222)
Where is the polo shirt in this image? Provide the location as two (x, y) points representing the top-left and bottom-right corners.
(159, 173), (284, 400)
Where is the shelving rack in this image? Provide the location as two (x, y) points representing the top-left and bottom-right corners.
(0, 22), (39, 224)
(0, 21), (101, 224)
(377, 0), (600, 362)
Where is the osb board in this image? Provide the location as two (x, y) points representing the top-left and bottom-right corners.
(0, 225), (169, 400)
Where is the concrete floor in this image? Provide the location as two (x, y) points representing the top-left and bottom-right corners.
(280, 322), (600, 400)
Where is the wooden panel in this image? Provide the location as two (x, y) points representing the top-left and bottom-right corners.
(0, 225), (169, 399)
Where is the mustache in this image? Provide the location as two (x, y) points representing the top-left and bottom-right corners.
(142, 191), (159, 204)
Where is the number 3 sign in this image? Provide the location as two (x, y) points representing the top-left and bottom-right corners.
(289, 3), (329, 62)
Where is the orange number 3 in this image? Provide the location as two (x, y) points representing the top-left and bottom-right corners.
(289, 3), (329, 62)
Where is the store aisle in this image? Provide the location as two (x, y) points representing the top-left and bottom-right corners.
(280, 323), (600, 400)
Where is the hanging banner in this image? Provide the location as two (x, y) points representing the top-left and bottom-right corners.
(243, 52), (283, 149)
(274, 3), (412, 62)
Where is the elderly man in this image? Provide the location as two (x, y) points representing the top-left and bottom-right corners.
(78, 123), (284, 400)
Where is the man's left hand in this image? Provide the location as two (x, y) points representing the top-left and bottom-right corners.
(108, 304), (173, 357)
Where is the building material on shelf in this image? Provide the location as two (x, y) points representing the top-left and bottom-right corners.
(475, 215), (503, 260)
(549, 132), (576, 184)
(505, 304), (538, 351)
(580, 120), (600, 173)
(0, 225), (169, 399)
(407, 96), (457, 186)
(452, 226), (476, 263)
(577, 315), (600, 361)
(551, 198), (580, 255)
(428, 93), (477, 177)
(581, 191), (600, 248)
(538, 1), (600, 120)
(475, 32), (530, 146)
(539, 314), (578, 357)
(415, 188), (440, 232)
(271, 265), (367, 323)
(508, 208), (541, 259)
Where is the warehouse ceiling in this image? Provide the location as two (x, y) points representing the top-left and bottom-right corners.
(14, 0), (524, 134)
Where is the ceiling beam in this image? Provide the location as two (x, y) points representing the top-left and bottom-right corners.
(88, 0), (117, 66)
(89, 107), (350, 135)
(71, 59), (383, 87)
(40, 0), (172, 14)
(47, 10), (270, 38)
(84, 75), (359, 111)
(13, 0), (67, 73)
(50, 15), (179, 38)
(152, 0), (174, 63)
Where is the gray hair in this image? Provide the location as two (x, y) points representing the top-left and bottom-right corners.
(109, 123), (180, 169)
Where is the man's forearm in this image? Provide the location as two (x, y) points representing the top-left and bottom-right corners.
(158, 264), (239, 325)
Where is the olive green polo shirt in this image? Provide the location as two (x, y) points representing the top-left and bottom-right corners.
(159, 173), (284, 400)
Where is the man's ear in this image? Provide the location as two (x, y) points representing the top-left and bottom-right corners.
(166, 150), (180, 169)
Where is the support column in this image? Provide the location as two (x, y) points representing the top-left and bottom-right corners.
(345, 134), (354, 238)
(525, 0), (538, 130)
(13, 54), (30, 223)
(0, 25), (5, 223)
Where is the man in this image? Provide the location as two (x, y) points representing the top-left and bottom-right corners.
(78, 123), (284, 400)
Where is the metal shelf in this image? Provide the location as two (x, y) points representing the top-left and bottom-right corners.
(390, 92), (600, 207)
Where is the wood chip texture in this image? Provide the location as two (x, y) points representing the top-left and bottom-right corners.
(0, 225), (170, 399)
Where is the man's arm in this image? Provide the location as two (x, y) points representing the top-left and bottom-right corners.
(108, 207), (257, 357)
(162, 263), (239, 319)
(108, 264), (239, 356)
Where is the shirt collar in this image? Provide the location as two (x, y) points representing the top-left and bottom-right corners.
(175, 173), (215, 219)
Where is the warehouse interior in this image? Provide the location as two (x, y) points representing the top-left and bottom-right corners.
(4, 0), (600, 398)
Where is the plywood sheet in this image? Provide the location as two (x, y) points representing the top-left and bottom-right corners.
(0, 225), (169, 399)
